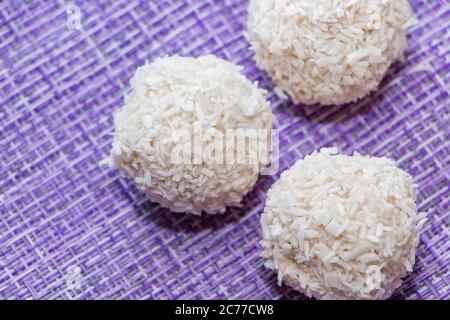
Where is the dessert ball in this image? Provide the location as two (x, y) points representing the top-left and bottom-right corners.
(247, 0), (416, 105)
(260, 148), (426, 299)
(108, 55), (275, 215)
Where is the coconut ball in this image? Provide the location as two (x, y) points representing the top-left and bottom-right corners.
(109, 55), (275, 215)
(247, 0), (416, 105)
(260, 148), (426, 300)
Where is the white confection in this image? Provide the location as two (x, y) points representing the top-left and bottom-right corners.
(108, 55), (275, 215)
(260, 148), (427, 300)
(247, 0), (416, 105)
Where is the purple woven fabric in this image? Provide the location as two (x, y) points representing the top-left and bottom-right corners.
(0, 0), (449, 300)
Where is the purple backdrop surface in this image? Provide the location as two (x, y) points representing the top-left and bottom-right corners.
(0, 0), (449, 300)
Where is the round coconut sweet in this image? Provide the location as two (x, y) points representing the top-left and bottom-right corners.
(108, 55), (275, 215)
(247, 0), (416, 105)
(260, 148), (426, 300)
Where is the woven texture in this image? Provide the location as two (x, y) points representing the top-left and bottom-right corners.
(0, 0), (449, 300)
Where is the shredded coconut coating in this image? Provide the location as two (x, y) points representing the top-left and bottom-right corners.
(247, 0), (416, 105)
(109, 55), (275, 215)
(261, 148), (427, 300)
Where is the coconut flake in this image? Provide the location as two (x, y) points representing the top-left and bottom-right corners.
(260, 148), (426, 300)
(107, 55), (275, 215)
(247, 0), (414, 105)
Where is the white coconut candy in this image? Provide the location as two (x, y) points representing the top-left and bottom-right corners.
(108, 55), (275, 215)
(260, 148), (427, 300)
(247, 0), (416, 105)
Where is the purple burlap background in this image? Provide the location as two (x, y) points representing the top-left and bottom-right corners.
(0, 0), (449, 300)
